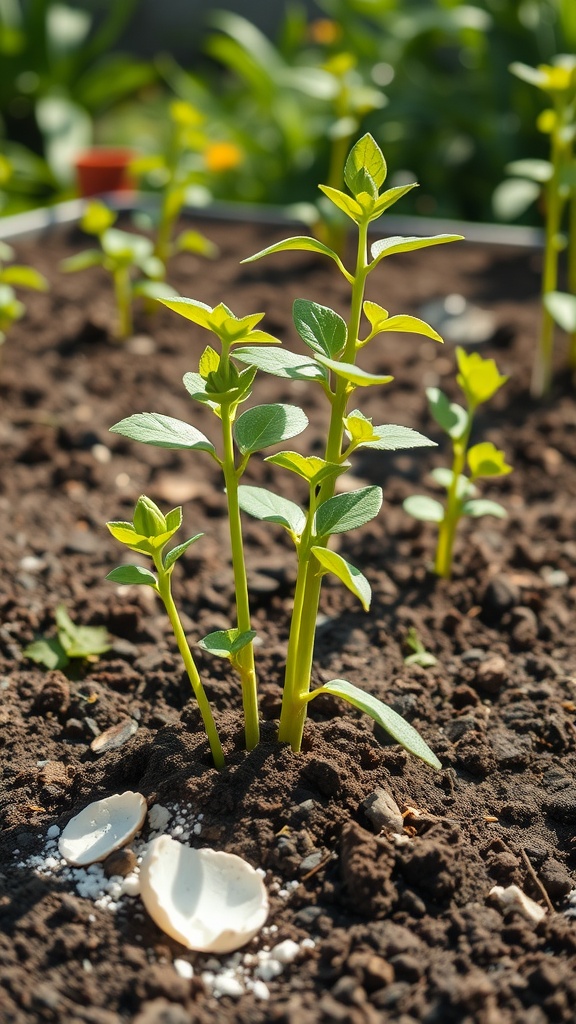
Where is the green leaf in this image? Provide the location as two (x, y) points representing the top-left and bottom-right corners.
(133, 495), (167, 537)
(1, 265), (48, 291)
(241, 236), (350, 277)
(430, 468), (477, 498)
(60, 249), (104, 273)
(370, 234), (463, 266)
(102, 228), (153, 264)
(160, 296), (213, 328)
(371, 311), (443, 343)
(316, 354), (393, 387)
(234, 403), (308, 455)
(310, 678), (442, 770)
(426, 387), (469, 439)
(456, 348), (508, 408)
(311, 547), (371, 611)
(234, 345), (326, 382)
(55, 606), (111, 658)
(238, 485), (306, 536)
(198, 628), (256, 659)
(81, 200), (116, 236)
(110, 413), (215, 454)
(492, 178), (541, 220)
(344, 133), (387, 195)
(505, 158), (552, 183)
(372, 182), (418, 217)
(315, 486), (383, 537)
(461, 499), (507, 519)
(293, 299), (347, 358)
(133, 280), (179, 301)
(106, 565), (159, 587)
(163, 534), (204, 570)
(358, 424), (436, 451)
(265, 451), (345, 486)
(544, 291), (576, 333)
(467, 442), (512, 478)
(403, 495), (445, 523)
(174, 230), (218, 258)
(24, 638), (68, 670)
(317, 184), (362, 221)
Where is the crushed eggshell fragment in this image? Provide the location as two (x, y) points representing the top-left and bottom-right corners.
(140, 835), (268, 953)
(489, 884), (547, 923)
(59, 792), (147, 866)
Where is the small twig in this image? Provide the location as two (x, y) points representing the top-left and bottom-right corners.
(520, 848), (555, 914)
(300, 852), (336, 882)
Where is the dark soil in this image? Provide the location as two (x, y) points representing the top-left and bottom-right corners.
(2, 216), (576, 1024)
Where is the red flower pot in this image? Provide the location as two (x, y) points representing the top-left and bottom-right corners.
(75, 147), (134, 197)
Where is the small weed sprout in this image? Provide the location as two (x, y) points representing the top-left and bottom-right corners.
(503, 57), (576, 395)
(24, 605), (110, 671)
(60, 201), (177, 340)
(107, 134), (462, 771)
(403, 627), (437, 669)
(404, 348), (511, 580)
(131, 100), (230, 266)
(0, 240), (48, 349)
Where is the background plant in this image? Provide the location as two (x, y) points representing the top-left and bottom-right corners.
(404, 348), (511, 579)
(60, 199), (176, 339)
(24, 604), (110, 670)
(0, 239), (48, 349)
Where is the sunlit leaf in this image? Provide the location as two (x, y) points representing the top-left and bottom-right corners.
(461, 499), (507, 518)
(467, 442), (512, 478)
(198, 628), (256, 659)
(371, 233), (463, 266)
(238, 485), (306, 536)
(403, 495), (444, 522)
(315, 486), (382, 536)
(110, 412), (215, 454)
(293, 298), (347, 358)
(311, 547), (371, 611)
(316, 354), (393, 387)
(426, 387), (469, 439)
(106, 565), (158, 587)
(234, 403), (308, 454)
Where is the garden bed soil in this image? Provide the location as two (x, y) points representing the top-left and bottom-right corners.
(2, 217), (576, 1024)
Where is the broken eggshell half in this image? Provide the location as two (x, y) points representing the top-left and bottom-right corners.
(140, 835), (269, 953)
(59, 791), (147, 866)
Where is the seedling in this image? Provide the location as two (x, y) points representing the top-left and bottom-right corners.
(107, 134), (463, 771)
(0, 240), (48, 349)
(60, 200), (177, 340)
(24, 604), (111, 670)
(131, 100), (223, 267)
(106, 495), (224, 768)
(404, 348), (511, 579)
(403, 627), (437, 669)
(505, 57), (576, 395)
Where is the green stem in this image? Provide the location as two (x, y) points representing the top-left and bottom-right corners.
(278, 219), (370, 751)
(114, 266), (132, 340)
(434, 412), (474, 580)
(154, 559), (225, 769)
(532, 119), (564, 397)
(220, 400), (260, 750)
(568, 190), (576, 369)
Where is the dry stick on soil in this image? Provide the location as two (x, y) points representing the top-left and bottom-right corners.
(520, 847), (555, 914)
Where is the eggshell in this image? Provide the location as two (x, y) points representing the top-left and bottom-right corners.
(59, 792), (147, 866)
(140, 835), (268, 953)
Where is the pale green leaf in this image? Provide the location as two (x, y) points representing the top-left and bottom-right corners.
(315, 486), (382, 536)
(359, 424), (436, 451)
(24, 638), (68, 670)
(426, 387), (469, 439)
(373, 313), (443, 343)
(344, 133), (387, 194)
(317, 184), (362, 221)
(106, 565), (158, 587)
(430, 468), (477, 498)
(310, 678), (442, 770)
(311, 547), (371, 611)
(372, 182), (418, 217)
(238, 485), (306, 536)
(467, 442), (512, 478)
(241, 236), (350, 277)
(198, 628), (256, 659)
(461, 499), (507, 519)
(293, 298), (347, 358)
(265, 451), (345, 485)
(234, 403), (308, 455)
(110, 413), (215, 454)
(371, 233), (463, 265)
(60, 249), (104, 273)
(317, 354), (393, 387)
(174, 230), (218, 258)
(403, 495), (445, 523)
(1, 265), (48, 291)
(544, 291), (576, 332)
(160, 296), (213, 328)
(234, 345), (326, 381)
(163, 534), (204, 570)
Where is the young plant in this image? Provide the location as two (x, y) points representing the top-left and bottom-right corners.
(106, 496), (225, 769)
(131, 100), (226, 267)
(107, 134), (461, 772)
(0, 240), (48, 349)
(503, 57), (576, 396)
(60, 200), (177, 340)
(403, 627), (437, 669)
(404, 348), (511, 580)
(24, 604), (110, 671)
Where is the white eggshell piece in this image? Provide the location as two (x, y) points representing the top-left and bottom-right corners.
(59, 792), (147, 866)
(140, 835), (269, 953)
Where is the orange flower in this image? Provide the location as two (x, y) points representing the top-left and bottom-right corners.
(204, 141), (243, 174)
(309, 19), (341, 45)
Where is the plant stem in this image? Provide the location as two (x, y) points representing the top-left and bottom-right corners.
(568, 190), (576, 369)
(114, 266), (133, 339)
(532, 118), (564, 397)
(434, 414), (474, 580)
(220, 399), (260, 750)
(154, 559), (225, 769)
(278, 219), (370, 751)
